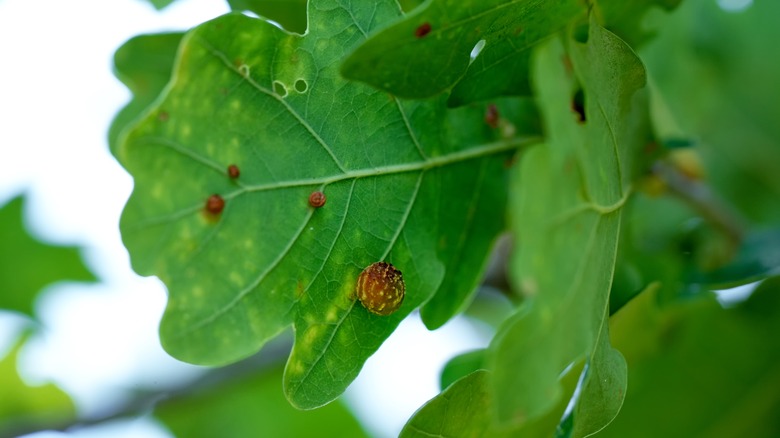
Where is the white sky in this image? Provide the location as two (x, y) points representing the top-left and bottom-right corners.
(0, 1), (490, 437)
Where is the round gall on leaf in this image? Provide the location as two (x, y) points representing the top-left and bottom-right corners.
(356, 262), (405, 316)
(205, 194), (225, 214)
(308, 191), (326, 208)
(227, 164), (240, 179)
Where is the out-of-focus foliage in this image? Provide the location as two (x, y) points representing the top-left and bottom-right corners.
(0, 195), (95, 318)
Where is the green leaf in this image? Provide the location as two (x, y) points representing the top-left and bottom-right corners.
(403, 370), (494, 438)
(601, 277), (780, 437)
(340, 0), (585, 105)
(0, 195), (95, 318)
(642, 0), (780, 225)
(402, 365), (583, 438)
(489, 17), (649, 429)
(109, 32), (184, 153)
(439, 349), (485, 391)
(114, 6), (538, 409)
(145, 0), (177, 11)
(156, 364), (367, 438)
(595, 0), (682, 47)
(227, 0), (308, 34)
(0, 337), (75, 436)
(693, 228), (780, 289)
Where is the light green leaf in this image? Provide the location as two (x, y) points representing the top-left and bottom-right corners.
(0, 337), (75, 436)
(402, 365), (583, 438)
(340, 0), (585, 104)
(109, 32), (183, 153)
(227, 0), (308, 34)
(0, 195), (95, 318)
(114, 5), (537, 409)
(489, 17), (649, 429)
(601, 277), (780, 437)
(156, 364), (367, 438)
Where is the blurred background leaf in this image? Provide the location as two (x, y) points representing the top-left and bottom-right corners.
(0, 336), (75, 437)
(0, 195), (95, 318)
(155, 363), (367, 438)
(601, 277), (780, 437)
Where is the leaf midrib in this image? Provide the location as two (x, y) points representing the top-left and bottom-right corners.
(126, 135), (538, 230)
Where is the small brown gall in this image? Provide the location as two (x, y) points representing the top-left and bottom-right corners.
(415, 22), (432, 38)
(227, 164), (240, 179)
(308, 191), (326, 208)
(356, 262), (405, 316)
(205, 194), (225, 215)
(485, 104), (499, 129)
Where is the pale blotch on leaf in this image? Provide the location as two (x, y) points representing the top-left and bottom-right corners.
(304, 325), (325, 345)
(181, 124), (192, 138)
(238, 64), (250, 77)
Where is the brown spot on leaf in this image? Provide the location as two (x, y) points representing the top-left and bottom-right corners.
(485, 104), (499, 129)
(415, 22), (432, 38)
(205, 194), (225, 215)
(158, 111), (169, 122)
(227, 164), (240, 179)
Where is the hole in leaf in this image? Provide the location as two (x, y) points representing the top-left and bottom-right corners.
(294, 79), (308, 93)
(718, 0), (753, 12)
(273, 81), (288, 98)
(573, 22), (589, 44)
(470, 39), (486, 62)
(572, 88), (585, 123)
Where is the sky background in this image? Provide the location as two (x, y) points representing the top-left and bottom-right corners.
(0, 1), (491, 437)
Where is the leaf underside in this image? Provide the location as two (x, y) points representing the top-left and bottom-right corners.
(114, 2), (536, 409)
(488, 16), (648, 432)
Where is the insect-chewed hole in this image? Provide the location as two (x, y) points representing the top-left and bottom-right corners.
(470, 39), (486, 62)
(294, 79), (308, 93)
(273, 80), (288, 97)
(572, 88), (586, 123)
(573, 22), (589, 44)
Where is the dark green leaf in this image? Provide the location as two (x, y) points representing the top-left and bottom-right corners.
(439, 349), (485, 391)
(693, 228), (780, 288)
(340, 0), (585, 104)
(0, 195), (95, 318)
(114, 5), (538, 409)
(489, 16), (649, 429)
(0, 336), (75, 436)
(156, 364), (367, 438)
(601, 278), (780, 437)
(109, 32), (184, 153)
(227, 0), (307, 34)
(642, 0), (780, 225)
(596, 0), (682, 47)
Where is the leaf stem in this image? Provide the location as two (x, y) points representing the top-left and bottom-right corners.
(652, 160), (748, 243)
